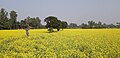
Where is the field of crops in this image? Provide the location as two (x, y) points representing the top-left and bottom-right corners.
(0, 29), (120, 58)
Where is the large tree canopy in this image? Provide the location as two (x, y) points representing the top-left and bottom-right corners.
(44, 16), (61, 31)
(44, 16), (68, 32)
(44, 16), (59, 28)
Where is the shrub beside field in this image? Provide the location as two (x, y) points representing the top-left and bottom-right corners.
(0, 29), (120, 58)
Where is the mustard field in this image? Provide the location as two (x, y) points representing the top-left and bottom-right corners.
(0, 29), (120, 58)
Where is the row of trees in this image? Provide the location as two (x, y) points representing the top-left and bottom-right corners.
(0, 8), (17, 29)
(20, 16), (41, 29)
(0, 8), (42, 30)
(68, 21), (120, 29)
(0, 8), (68, 30)
(0, 8), (120, 30)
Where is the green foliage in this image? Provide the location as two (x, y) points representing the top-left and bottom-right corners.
(44, 16), (60, 28)
(27, 17), (41, 29)
(69, 23), (78, 28)
(44, 16), (68, 32)
(0, 8), (120, 30)
(0, 8), (9, 29)
(0, 8), (42, 30)
(79, 20), (119, 29)
(9, 10), (17, 29)
(61, 21), (68, 30)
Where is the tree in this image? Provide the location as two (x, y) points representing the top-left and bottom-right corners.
(69, 23), (78, 28)
(97, 21), (102, 28)
(102, 23), (107, 28)
(19, 16), (41, 29)
(88, 20), (95, 28)
(61, 21), (68, 30)
(116, 22), (120, 28)
(28, 17), (41, 28)
(16, 21), (21, 29)
(108, 24), (116, 28)
(36, 17), (41, 28)
(94, 21), (102, 28)
(44, 16), (61, 32)
(0, 8), (9, 29)
(9, 10), (17, 29)
(20, 20), (26, 29)
(81, 23), (88, 29)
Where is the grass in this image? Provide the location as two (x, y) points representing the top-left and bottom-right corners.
(0, 29), (120, 58)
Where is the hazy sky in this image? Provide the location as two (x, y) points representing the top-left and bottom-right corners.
(0, 0), (120, 25)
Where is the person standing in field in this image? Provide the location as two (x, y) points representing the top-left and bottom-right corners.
(25, 26), (29, 36)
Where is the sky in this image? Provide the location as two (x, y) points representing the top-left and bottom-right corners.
(0, 0), (120, 25)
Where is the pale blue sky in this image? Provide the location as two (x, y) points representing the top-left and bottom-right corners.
(0, 0), (120, 25)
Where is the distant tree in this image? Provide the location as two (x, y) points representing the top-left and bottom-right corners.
(81, 23), (88, 29)
(116, 22), (120, 28)
(29, 17), (40, 28)
(94, 21), (102, 28)
(0, 8), (9, 29)
(16, 21), (20, 29)
(9, 10), (17, 29)
(88, 20), (96, 28)
(19, 16), (41, 29)
(80, 21), (120, 29)
(97, 21), (102, 28)
(108, 24), (116, 28)
(25, 16), (30, 24)
(69, 23), (77, 28)
(20, 20), (26, 29)
(102, 23), (107, 28)
(36, 17), (41, 28)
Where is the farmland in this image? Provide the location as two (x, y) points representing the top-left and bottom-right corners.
(0, 29), (120, 58)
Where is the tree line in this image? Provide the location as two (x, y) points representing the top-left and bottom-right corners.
(0, 8), (120, 30)
(68, 21), (120, 29)
(0, 8), (68, 30)
(0, 8), (42, 30)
